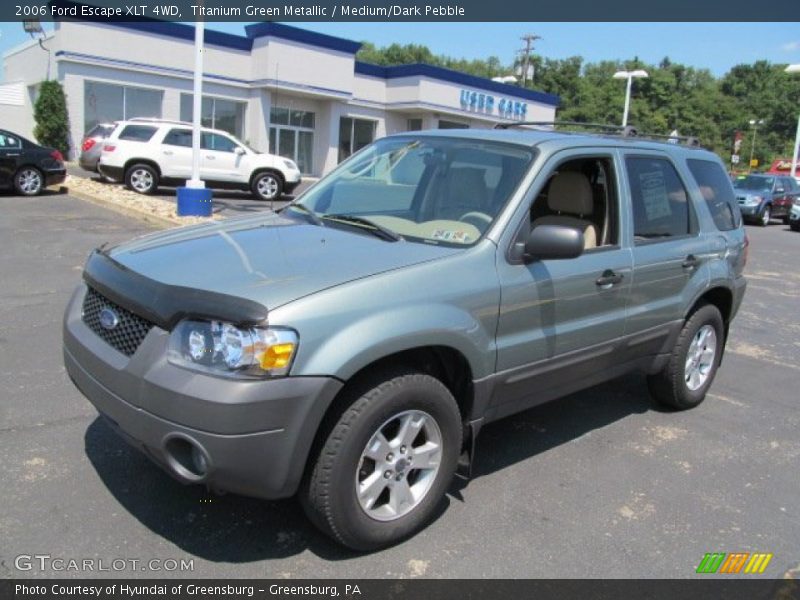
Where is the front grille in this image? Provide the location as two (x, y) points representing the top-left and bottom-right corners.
(82, 287), (154, 356)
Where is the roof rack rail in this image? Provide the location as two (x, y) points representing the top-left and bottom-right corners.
(127, 117), (194, 127)
(494, 120), (701, 147)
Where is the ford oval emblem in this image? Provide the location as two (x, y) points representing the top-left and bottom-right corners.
(99, 307), (120, 331)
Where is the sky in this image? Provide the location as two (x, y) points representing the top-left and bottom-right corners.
(1, 21), (799, 80)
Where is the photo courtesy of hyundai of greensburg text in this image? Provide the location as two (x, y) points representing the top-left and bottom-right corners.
(0, 1), (798, 598)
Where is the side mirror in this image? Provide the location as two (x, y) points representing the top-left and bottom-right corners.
(523, 224), (584, 262)
(234, 147), (246, 156)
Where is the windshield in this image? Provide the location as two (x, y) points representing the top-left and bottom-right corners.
(735, 176), (773, 191)
(292, 137), (534, 246)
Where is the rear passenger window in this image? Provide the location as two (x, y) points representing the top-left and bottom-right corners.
(117, 125), (158, 142)
(686, 159), (741, 231)
(626, 157), (691, 241)
(163, 128), (192, 148)
(0, 133), (22, 149)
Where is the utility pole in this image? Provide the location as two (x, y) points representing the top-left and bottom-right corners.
(518, 34), (542, 87)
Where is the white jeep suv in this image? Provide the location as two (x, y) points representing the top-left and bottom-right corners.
(97, 119), (302, 201)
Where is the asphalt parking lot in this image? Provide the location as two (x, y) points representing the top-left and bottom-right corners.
(0, 191), (798, 579)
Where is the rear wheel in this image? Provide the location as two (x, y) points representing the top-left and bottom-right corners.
(125, 164), (159, 195)
(647, 303), (724, 410)
(301, 368), (462, 551)
(14, 167), (43, 196)
(759, 205), (771, 226)
(791, 221), (800, 232)
(251, 171), (283, 201)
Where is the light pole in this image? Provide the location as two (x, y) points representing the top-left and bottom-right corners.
(786, 64), (800, 182)
(613, 69), (648, 127)
(748, 119), (764, 174)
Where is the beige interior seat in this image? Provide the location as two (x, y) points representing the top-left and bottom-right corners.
(532, 171), (598, 250)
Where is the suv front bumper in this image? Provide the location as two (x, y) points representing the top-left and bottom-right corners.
(63, 284), (342, 499)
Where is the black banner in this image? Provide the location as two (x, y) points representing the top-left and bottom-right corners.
(2, 579), (799, 600)
(2, 0), (797, 22)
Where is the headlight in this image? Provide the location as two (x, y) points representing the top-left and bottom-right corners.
(747, 195), (763, 204)
(168, 320), (298, 378)
(282, 159), (298, 171)
(794, 198), (800, 206)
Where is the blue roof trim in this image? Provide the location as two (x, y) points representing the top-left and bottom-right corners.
(355, 61), (560, 107)
(245, 22), (362, 54)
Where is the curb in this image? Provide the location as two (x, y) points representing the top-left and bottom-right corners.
(67, 188), (179, 229)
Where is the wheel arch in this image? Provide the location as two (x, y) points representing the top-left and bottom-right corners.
(123, 158), (162, 178)
(249, 167), (285, 187)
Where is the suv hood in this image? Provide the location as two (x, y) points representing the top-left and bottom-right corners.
(107, 212), (459, 312)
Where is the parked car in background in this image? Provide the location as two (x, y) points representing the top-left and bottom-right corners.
(65, 126), (747, 550)
(79, 123), (116, 172)
(734, 173), (800, 226)
(789, 197), (800, 231)
(97, 119), (302, 201)
(0, 129), (66, 196)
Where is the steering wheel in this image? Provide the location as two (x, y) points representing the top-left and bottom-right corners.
(459, 211), (493, 229)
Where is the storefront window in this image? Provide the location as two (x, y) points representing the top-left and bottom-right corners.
(407, 118), (423, 131)
(84, 81), (163, 133)
(438, 119), (469, 129)
(180, 95), (246, 139)
(269, 107), (315, 174)
(339, 117), (377, 163)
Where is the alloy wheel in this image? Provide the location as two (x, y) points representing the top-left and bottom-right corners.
(355, 410), (443, 522)
(130, 168), (154, 193)
(684, 324), (717, 391)
(17, 169), (42, 195)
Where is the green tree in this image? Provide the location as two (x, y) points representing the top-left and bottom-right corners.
(33, 80), (70, 156)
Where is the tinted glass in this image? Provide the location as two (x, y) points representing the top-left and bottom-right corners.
(270, 107), (290, 126)
(84, 81), (124, 132)
(0, 132), (22, 149)
(201, 133), (238, 153)
(626, 157), (691, 240)
(163, 128), (193, 148)
(118, 125), (158, 142)
(125, 87), (162, 121)
(687, 159), (741, 231)
(734, 175), (773, 191)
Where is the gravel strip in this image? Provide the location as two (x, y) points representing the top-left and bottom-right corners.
(65, 175), (222, 229)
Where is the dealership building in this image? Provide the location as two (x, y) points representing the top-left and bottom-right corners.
(0, 20), (559, 176)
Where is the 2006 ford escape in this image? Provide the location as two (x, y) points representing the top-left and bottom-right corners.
(63, 124), (747, 550)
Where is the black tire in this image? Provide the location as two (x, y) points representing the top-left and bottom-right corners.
(301, 368), (462, 551)
(14, 166), (44, 196)
(782, 215), (790, 225)
(758, 205), (771, 227)
(647, 303), (725, 410)
(124, 163), (159, 195)
(251, 171), (283, 201)
(791, 221), (800, 232)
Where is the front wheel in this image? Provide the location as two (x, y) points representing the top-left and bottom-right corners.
(301, 369), (462, 551)
(251, 171), (283, 201)
(759, 205), (771, 226)
(647, 303), (724, 410)
(14, 167), (44, 196)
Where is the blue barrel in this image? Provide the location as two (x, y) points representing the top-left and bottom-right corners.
(176, 186), (213, 217)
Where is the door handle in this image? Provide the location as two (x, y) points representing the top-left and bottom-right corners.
(205, 155), (215, 160)
(596, 270), (623, 288)
(163, 150), (173, 155)
(682, 254), (699, 269)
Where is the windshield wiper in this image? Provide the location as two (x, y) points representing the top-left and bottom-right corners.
(284, 203), (323, 226)
(322, 214), (403, 242)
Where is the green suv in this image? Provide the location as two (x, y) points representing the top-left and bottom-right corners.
(63, 126), (747, 550)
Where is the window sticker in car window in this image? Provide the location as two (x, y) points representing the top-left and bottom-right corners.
(432, 229), (472, 243)
(639, 170), (673, 221)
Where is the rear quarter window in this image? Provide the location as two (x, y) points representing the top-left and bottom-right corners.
(686, 159), (741, 231)
(117, 125), (158, 142)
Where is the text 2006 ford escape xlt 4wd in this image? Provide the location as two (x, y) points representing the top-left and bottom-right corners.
(63, 125), (747, 550)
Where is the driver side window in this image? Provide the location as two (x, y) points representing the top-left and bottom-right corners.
(530, 156), (619, 251)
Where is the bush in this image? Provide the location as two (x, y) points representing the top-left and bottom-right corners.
(33, 80), (70, 156)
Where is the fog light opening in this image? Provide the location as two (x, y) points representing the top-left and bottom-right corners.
(163, 435), (211, 482)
